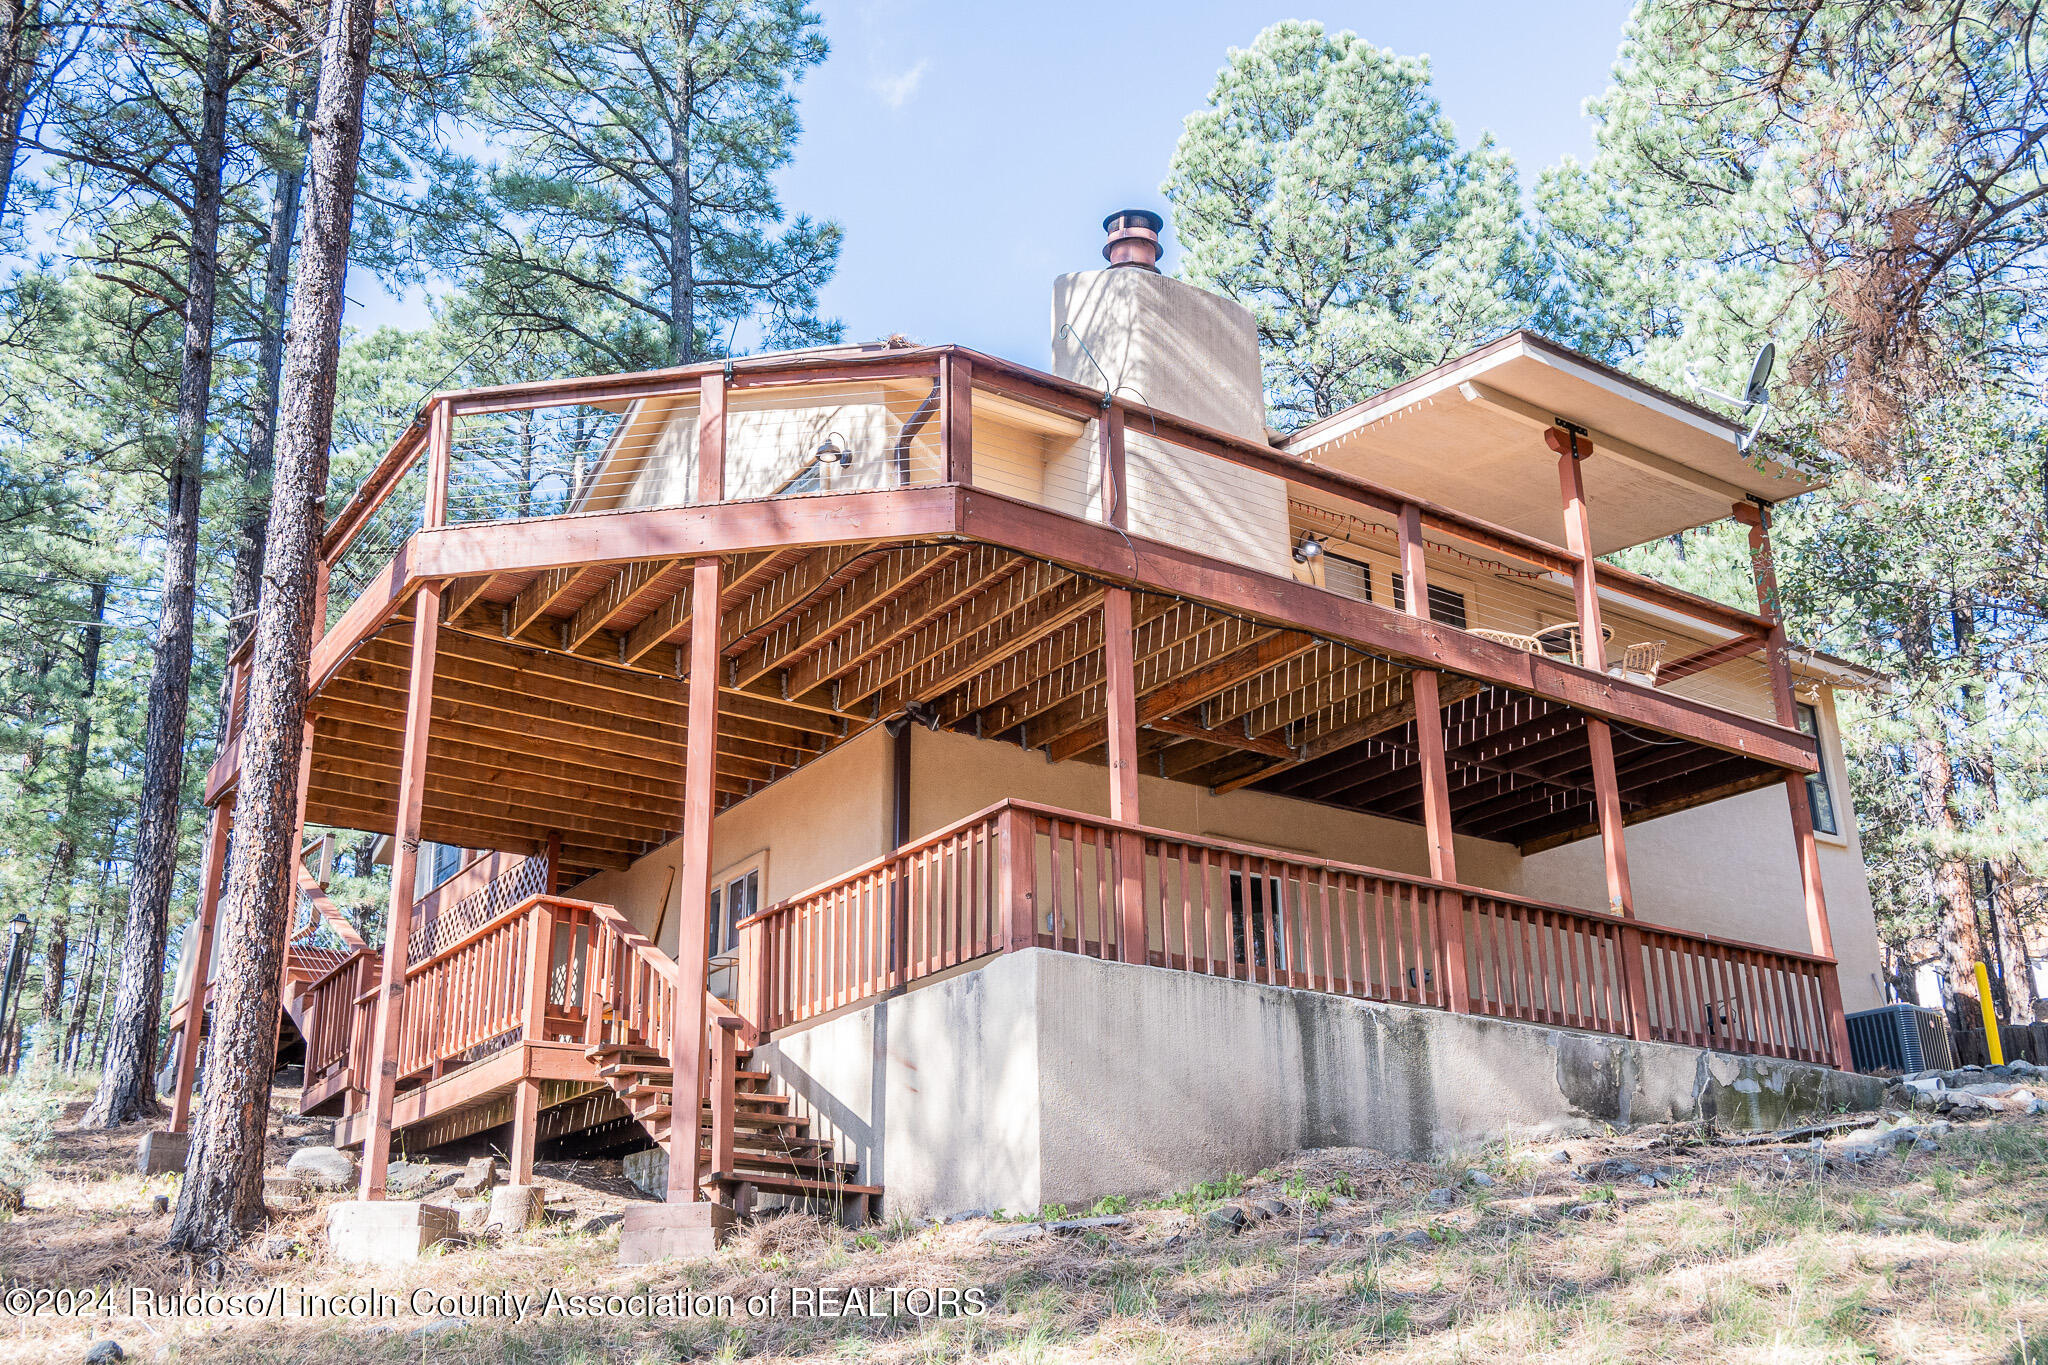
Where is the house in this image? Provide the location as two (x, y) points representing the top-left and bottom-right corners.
(167, 208), (1886, 1260)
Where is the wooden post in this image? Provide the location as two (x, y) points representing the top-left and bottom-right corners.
(1736, 500), (1851, 1065)
(508, 896), (555, 1184)
(999, 804), (1035, 952)
(696, 372), (725, 504)
(941, 353), (973, 485)
(708, 1019), (738, 1179)
(1585, 717), (1654, 1039)
(1551, 427), (1606, 666)
(1103, 588), (1147, 964)
(167, 800), (232, 1133)
(358, 583), (442, 1201)
(670, 554), (723, 1203)
(423, 397), (451, 529)
(1396, 503), (1469, 1011)
(544, 830), (563, 896)
(736, 915), (766, 1047)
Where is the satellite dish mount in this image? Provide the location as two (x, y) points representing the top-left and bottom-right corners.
(1685, 342), (1776, 454)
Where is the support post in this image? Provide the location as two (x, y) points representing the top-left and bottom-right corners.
(544, 830), (563, 896)
(1551, 428), (1606, 667)
(1586, 717), (1653, 1039)
(941, 353), (973, 485)
(358, 584), (442, 1201)
(508, 1079), (540, 1187)
(167, 800), (232, 1133)
(1102, 588), (1146, 964)
(1735, 500), (1851, 1064)
(670, 555), (723, 1203)
(1396, 504), (1469, 1011)
(736, 915), (766, 1047)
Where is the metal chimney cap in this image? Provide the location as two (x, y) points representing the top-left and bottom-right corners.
(1101, 208), (1164, 271)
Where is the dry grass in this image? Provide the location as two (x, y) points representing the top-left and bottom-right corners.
(2, 1099), (2047, 1363)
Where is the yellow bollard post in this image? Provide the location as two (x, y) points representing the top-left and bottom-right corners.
(1974, 962), (2005, 1066)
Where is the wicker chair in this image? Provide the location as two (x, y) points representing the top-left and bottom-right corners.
(1470, 628), (1545, 654)
(1611, 639), (1666, 685)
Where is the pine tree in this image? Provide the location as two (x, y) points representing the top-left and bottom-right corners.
(1162, 20), (1559, 425)
(416, 0), (841, 368)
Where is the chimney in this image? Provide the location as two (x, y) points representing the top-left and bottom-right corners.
(1101, 209), (1163, 272)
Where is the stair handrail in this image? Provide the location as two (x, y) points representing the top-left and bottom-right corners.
(578, 896), (745, 1199)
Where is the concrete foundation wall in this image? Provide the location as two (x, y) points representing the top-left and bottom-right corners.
(760, 949), (1882, 1219)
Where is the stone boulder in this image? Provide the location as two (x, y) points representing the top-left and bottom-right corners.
(284, 1146), (358, 1191)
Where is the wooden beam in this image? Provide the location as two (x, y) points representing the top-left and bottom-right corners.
(507, 565), (592, 638)
(761, 545), (985, 694)
(565, 559), (682, 650)
(167, 801), (231, 1133)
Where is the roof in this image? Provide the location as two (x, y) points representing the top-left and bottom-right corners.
(1282, 332), (1825, 556)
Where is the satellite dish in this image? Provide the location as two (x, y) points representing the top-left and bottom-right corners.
(1683, 343), (1776, 455)
(1742, 343), (1775, 410)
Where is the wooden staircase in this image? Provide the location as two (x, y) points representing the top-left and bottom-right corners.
(585, 1031), (883, 1224)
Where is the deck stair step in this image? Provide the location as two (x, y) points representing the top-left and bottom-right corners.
(583, 985), (881, 1223)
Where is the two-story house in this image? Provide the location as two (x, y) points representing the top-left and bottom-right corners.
(166, 208), (1885, 1261)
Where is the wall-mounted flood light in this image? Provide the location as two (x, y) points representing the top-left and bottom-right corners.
(1292, 533), (1324, 565)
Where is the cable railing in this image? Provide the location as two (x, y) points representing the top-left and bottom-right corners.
(301, 345), (1804, 755)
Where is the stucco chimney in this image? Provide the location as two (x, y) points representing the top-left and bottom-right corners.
(1051, 207), (1267, 444)
(1050, 208), (1292, 578)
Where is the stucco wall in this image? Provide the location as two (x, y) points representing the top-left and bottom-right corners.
(759, 949), (1881, 1219)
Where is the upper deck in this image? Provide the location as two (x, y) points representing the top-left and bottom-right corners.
(209, 340), (1827, 882)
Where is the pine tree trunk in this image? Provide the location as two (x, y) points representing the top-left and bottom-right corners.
(668, 68), (693, 363)
(0, 0), (38, 228)
(228, 89), (310, 646)
(168, 0), (381, 1256)
(41, 581), (107, 1028)
(83, 0), (233, 1132)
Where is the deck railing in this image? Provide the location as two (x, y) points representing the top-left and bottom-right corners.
(742, 799), (1845, 1067)
(302, 948), (379, 1094)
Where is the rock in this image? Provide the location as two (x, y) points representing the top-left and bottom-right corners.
(84, 1342), (124, 1365)
(408, 1319), (468, 1341)
(1548, 1149), (1573, 1164)
(452, 1157), (498, 1198)
(1466, 1170), (1495, 1188)
(945, 1207), (992, 1224)
(284, 1146), (358, 1191)
(1423, 1187), (1459, 1208)
(486, 1184), (547, 1231)
(577, 1213), (622, 1235)
(386, 1162), (459, 1197)
(1575, 1159), (1640, 1182)
(1048, 1216), (1128, 1234)
(1204, 1206), (1249, 1235)
(1565, 1203), (1605, 1220)
(1398, 1228), (1435, 1248)
(1250, 1199), (1290, 1220)
(255, 1235), (300, 1262)
(263, 1176), (303, 1207)
(980, 1222), (1047, 1245)
(149, 1195), (169, 1215)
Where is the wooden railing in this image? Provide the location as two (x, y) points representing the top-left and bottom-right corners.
(744, 799), (1846, 1067)
(302, 948), (379, 1093)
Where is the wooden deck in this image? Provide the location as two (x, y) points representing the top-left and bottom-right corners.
(168, 341), (1856, 1222)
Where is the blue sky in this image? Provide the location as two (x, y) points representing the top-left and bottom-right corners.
(350, 0), (1636, 366)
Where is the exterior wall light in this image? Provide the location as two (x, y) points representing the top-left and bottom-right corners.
(1292, 534), (1324, 565)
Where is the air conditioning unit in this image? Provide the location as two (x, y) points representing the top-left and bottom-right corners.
(1845, 1002), (1954, 1075)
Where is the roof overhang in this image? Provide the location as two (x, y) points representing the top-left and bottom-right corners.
(1284, 333), (1825, 556)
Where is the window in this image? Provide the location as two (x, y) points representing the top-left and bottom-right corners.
(1229, 871), (1288, 971)
(1390, 574), (1469, 630)
(1324, 552), (1372, 604)
(414, 842), (466, 897)
(1795, 703), (1841, 836)
(706, 863), (761, 960)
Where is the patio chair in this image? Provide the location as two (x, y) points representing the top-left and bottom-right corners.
(1610, 639), (1666, 686)
(1470, 628), (1545, 654)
